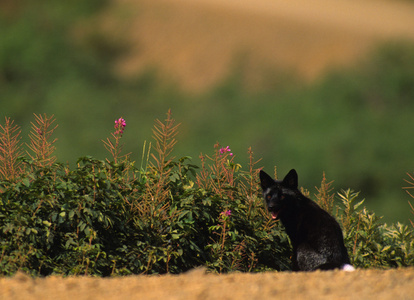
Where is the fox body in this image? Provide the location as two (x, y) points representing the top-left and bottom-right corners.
(260, 169), (354, 271)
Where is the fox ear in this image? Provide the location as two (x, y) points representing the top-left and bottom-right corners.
(282, 169), (298, 189)
(259, 170), (275, 189)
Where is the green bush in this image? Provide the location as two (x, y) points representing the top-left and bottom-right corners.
(0, 112), (413, 276)
(337, 189), (414, 268)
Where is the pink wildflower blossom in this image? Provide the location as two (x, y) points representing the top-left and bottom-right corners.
(221, 210), (231, 217)
(114, 117), (126, 135)
(219, 146), (233, 156)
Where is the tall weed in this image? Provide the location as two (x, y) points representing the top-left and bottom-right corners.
(0, 117), (24, 182)
(26, 113), (58, 168)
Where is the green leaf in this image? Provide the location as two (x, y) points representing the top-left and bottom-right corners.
(354, 199), (365, 210)
(22, 178), (30, 187)
(43, 220), (52, 227)
(79, 221), (86, 232)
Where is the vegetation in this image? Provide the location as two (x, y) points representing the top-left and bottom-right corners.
(0, 112), (413, 276)
(1, 0), (414, 276)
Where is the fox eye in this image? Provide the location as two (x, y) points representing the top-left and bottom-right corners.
(266, 195), (271, 200)
(281, 195), (285, 200)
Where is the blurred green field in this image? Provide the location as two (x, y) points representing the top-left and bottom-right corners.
(1, 1), (414, 224)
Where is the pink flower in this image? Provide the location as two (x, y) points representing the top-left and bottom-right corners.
(219, 146), (233, 156)
(115, 118), (126, 126)
(221, 210), (231, 217)
(114, 117), (126, 135)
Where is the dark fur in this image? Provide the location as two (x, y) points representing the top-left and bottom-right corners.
(260, 169), (352, 271)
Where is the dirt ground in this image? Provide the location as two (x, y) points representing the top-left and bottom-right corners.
(99, 0), (414, 91)
(2, 267), (414, 300)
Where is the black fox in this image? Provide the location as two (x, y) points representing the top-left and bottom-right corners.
(259, 169), (354, 271)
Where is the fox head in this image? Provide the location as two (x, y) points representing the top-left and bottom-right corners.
(259, 169), (298, 220)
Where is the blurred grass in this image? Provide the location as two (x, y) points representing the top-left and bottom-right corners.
(1, 1), (414, 224)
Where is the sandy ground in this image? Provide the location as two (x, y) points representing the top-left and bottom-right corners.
(2, 267), (414, 300)
(100, 0), (414, 91)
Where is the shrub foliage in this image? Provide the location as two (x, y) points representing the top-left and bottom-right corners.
(0, 112), (413, 276)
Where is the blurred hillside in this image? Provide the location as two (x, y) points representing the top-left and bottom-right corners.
(114, 0), (414, 91)
(1, 0), (414, 223)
